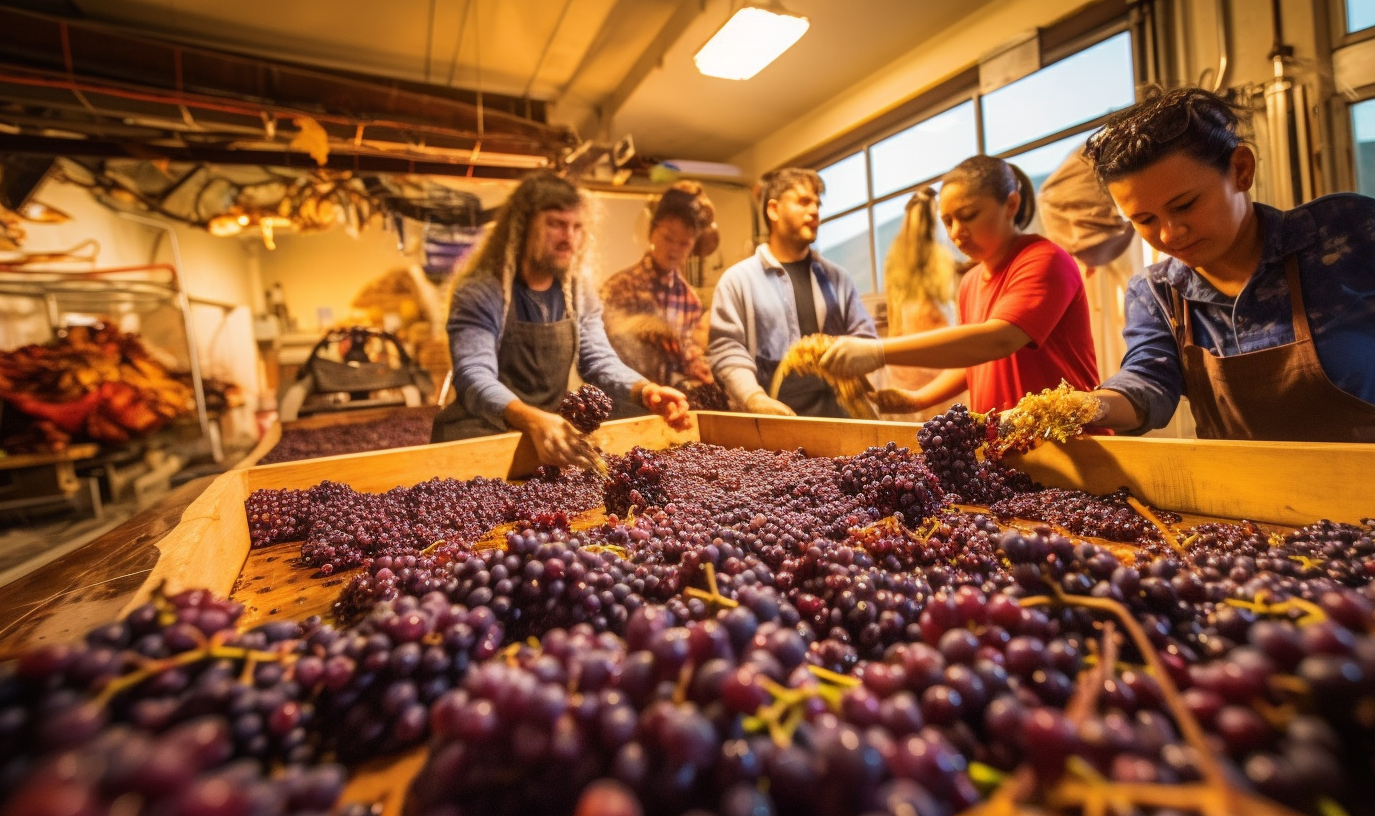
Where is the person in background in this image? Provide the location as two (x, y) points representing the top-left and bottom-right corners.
(879, 186), (958, 419)
(431, 172), (690, 466)
(600, 182), (717, 388)
(708, 167), (877, 417)
(818, 155), (1099, 414)
(1080, 87), (1375, 441)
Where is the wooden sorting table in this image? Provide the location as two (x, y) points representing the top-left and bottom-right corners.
(237, 404), (440, 469)
(4, 411), (1372, 658)
(1, 411), (1372, 813)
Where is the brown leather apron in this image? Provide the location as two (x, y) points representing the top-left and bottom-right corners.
(430, 294), (578, 443)
(1172, 254), (1375, 441)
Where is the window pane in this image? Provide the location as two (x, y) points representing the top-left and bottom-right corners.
(815, 209), (874, 294)
(1353, 99), (1375, 195)
(1350, 0), (1375, 32)
(818, 152), (868, 218)
(873, 187), (964, 294)
(982, 32), (1135, 155)
(870, 101), (978, 199)
(1006, 134), (1089, 191)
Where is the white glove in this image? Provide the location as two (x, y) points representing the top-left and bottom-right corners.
(818, 337), (886, 378)
(744, 392), (796, 416)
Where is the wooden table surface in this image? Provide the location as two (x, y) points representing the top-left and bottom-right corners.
(0, 474), (216, 659)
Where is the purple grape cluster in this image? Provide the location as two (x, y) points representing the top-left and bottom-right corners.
(560, 384), (615, 434)
(683, 381), (729, 411)
(838, 442), (945, 523)
(603, 446), (670, 517)
(915, 404), (1035, 504)
(308, 595), (504, 762)
(0, 589), (351, 815)
(406, 608), (981, 816)
(259, 407), (440, 465)
(243, 469), (603, 574)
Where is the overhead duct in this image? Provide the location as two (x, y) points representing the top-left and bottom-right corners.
(0, 6), (576, 174)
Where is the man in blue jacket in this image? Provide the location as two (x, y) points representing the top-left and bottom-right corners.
(708, 167), (877, 417)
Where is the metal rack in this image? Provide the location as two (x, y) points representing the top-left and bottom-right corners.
(0, 252), (213, 454)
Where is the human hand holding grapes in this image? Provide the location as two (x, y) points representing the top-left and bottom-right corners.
(817, 336), (886, 378)
(638, 382), (692, 431)
(506, 401), (603, 471)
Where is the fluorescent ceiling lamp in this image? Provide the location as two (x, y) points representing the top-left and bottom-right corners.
(694, 4), (810, 81)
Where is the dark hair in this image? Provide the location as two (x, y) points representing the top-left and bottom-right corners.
(757, 167), (824, 233)
(1083, 86), (1244, 185)
(650, 181), (713, 234)
(464, 171), (583, 280)
(942, 155), (1036, 230)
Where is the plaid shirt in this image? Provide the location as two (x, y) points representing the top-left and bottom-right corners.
(600, 255), (706, 378)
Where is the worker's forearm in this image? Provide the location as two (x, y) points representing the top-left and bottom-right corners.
(1089, 388), (1143, 431)
(884, 320), (1030, 368)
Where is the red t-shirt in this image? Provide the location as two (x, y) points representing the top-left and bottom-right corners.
(957, 234), (1099, 413)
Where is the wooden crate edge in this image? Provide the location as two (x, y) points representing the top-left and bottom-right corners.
(118, 468), (252, 616)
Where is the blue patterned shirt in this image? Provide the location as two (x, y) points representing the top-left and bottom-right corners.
(1100, 194), (1375, 433)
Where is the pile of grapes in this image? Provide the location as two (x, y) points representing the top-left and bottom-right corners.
(260, 407), (441, 465)
(5, 405), (1375, 816)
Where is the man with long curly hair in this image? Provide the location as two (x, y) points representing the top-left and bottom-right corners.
(431, 172), (690, 467)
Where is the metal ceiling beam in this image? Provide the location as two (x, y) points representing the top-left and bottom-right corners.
(0, 5), (573, 155)
(593, 0), (703, 140)
(0, 133), (533, 179)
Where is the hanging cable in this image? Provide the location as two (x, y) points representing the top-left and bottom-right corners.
(521, 0), (575, 101)
(424, 0), (437, 83)
(446, 0), (472, 87)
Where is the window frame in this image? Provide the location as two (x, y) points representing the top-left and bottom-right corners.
(812, 16), (1137, 298)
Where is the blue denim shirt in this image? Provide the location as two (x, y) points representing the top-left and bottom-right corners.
(1100, 194), (1375, 433)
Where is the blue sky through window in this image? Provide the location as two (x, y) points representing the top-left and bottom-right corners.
(1350, 0), (1375, 32)
(981, 33), (1134, 156)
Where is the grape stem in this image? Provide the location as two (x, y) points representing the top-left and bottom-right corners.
(94, 634), (297, 708)
(682, 562), (738, 609)
(1019, 588), (1225, 790)
(1014, 587), (1309, 816)
(1124, 496), (1183, 552)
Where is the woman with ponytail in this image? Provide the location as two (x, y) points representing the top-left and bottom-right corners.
(818, 155), (1099, 414)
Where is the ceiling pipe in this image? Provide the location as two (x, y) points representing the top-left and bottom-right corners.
(0, 5), (574, 161)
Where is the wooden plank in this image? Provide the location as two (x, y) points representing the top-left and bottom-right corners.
(695, 411), (925, 457)
(1009, 436), (1375, 527)
(0, 475), (214, 659)
(0, 443), (101, 470)
(118, 469), (251, 615)
(232, 541), (344, 630)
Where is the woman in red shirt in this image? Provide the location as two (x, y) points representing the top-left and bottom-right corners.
(820, 155), (1099, 414)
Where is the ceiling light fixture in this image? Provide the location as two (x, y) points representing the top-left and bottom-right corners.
(693, 2), (810, 81)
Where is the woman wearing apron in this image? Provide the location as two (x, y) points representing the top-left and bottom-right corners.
(1082, 87), (1375, 441)
(431, 173), (690, 467)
